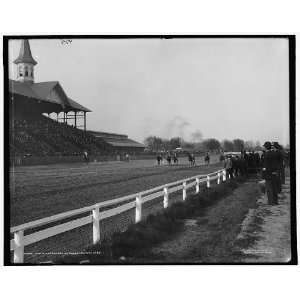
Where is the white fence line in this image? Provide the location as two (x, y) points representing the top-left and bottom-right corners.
(10, 168), (226, 263)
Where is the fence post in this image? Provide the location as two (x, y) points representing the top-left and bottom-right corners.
(195, 177), (200, 193)
(223, 170), (226, 181)
(92, 206), (100, 244)
(14, 230), (24, 263)
(163, 187), (168, 208)
(182, 182), (187, 201)
(207, 175), (210, 188)
(217, 172), (221, 184)
(135, 194), (142, 223)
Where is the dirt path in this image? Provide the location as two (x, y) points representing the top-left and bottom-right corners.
(144, 176), (291, 263)
(145, 179), (261, 263)
(236, 176), (291, 263)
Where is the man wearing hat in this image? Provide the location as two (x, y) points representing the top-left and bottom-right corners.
(272, 142), (285, 187)
(261, 141), (279, 205)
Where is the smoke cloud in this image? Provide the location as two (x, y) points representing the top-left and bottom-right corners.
(163, 116), (191, 140)
(162, 116), (204, 142)
(190, 130), (203, 143)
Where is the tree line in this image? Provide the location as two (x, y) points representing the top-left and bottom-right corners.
(144, 136), (263, 153)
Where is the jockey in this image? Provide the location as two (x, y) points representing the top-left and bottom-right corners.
(205, 152), (210, 165)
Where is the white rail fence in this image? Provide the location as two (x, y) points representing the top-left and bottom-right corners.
(10, 168), (227, 263)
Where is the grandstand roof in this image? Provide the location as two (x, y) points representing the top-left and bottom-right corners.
(13, 39), (37, 65)
(67, 97), (91, 112)
(88, 131), (145, 148)
(9, 80), (40, 99)
(104, 138), (145, 148)
(9, 79), (91, 113)
(30, 81), (60, 100)
(88, 130), (128, 139)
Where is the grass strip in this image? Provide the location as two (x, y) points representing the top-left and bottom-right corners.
(57, 176), (246, 264)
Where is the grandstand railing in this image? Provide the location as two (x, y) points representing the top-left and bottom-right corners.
(10, 168), (227, 263)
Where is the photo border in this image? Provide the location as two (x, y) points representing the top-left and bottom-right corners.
(3, 35), (297, 266)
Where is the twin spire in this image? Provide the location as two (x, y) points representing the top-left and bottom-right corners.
(14, 39), (37, 83)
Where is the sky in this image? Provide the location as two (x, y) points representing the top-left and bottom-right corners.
(8, 38), (290, 145)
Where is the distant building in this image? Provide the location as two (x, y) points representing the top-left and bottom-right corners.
(88, 131), (145, 154)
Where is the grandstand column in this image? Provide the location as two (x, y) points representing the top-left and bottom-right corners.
(84, 112), (86, 131)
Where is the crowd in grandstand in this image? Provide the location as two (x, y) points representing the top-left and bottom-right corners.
(10, 116), (112, 157)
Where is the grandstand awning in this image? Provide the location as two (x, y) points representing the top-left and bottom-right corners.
(88, 131), (145, 149)
(104, 138), (145, 148)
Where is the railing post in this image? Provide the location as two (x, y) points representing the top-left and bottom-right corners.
(182, 182), (187, 201)
(14, 230), (24, 263)
(217, 172), (221, 184)
(163, 187), (168, 208)
(195, 177), (200, 193)
(92, 206), (100, 244)
(223, 170), (226, 181)
(135, 194), (142, 223)
(207, 175), (210, 188)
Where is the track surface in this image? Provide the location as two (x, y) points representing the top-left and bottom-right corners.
(10, 156), (223, 263)
(10, 156), (221, 226)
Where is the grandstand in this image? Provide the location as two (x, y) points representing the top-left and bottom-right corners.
(88, 131), (145, 154)
(9, 39), (145, 164)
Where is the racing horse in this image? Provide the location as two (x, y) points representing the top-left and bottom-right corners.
(83, 150), (89, 163)
(204, 152), (210, 165)
(156, 154), (162, 165)
(188, 153), (196, 167)
(167, 153), (172, 166)
(173, 153), (178, 165)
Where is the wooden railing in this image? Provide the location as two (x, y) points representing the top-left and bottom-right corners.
(10, 169), (227, 263)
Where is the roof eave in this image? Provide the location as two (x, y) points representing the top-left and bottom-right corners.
(13, 57), (38, 65)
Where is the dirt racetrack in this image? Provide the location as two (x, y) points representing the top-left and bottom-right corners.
(10, 155), (221, 226)
(10, 156), (222, 263)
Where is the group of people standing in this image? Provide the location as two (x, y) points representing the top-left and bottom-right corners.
(223, 154), (248, 179)
(221, 141), (288, 205)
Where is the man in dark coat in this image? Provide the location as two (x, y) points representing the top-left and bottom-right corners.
(262, 141), (279, 205)
(224, 155), (233, 179)
(273, 142), (285, 186)
(254, 152), (261, 171)
(231, 156), (239, 177)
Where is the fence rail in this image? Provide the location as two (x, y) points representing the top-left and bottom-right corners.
(10, 168), (227, 263)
